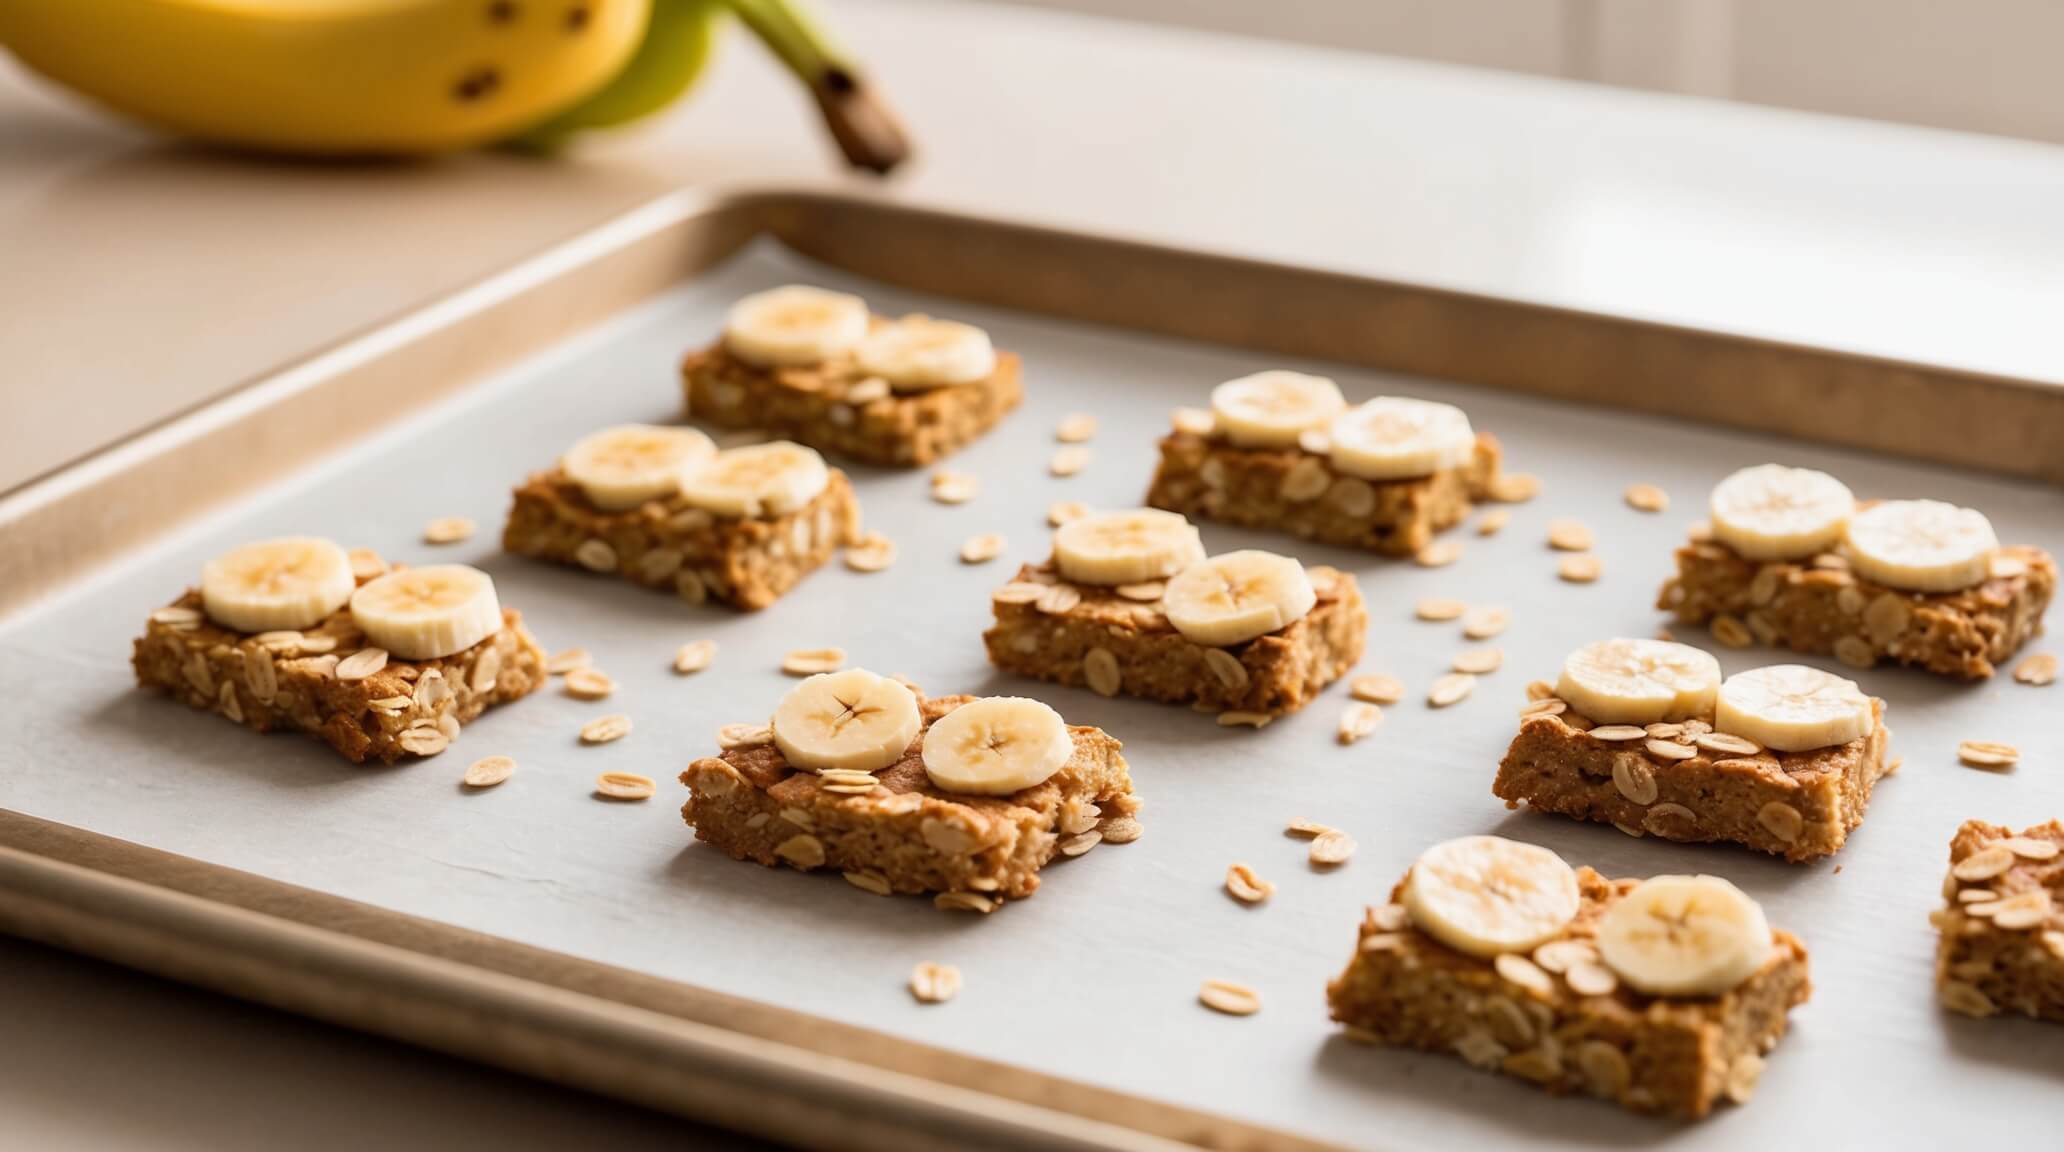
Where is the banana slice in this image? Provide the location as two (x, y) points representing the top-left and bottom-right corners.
(349, 565), (501, 660)
(1595, 875), (1773, 996)
(1843, 499), (1998, 593)
(1402, 835), (1580, 959)
(1209, 371), (1346, 448)
(1052, 509), (1206, 586)
(854, 317), (997, 391)
(1708, 464), (1855, 561)
(1327, 397), (1476, 480)
(562, 424), (715, 511)
(722, 285), (870, 368)
(1715, 664), (1873, 752)
(1554, 638), (1722, 725)
(770, 669), (922, 774)
(200, 536), (356, 633)
(920, 696), (1074, 796)
(1162, 550), (1316, 647)
(679, 441), (830, 518)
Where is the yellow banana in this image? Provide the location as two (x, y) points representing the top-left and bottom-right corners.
(0, 0), (905, 168)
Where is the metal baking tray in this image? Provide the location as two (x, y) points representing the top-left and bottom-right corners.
(1, 191), (2059, 1151)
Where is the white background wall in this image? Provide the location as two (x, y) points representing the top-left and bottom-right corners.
(993, 0), (2064, 146)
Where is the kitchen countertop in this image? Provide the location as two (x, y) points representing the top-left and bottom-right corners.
(2, 1), (2060, 1147)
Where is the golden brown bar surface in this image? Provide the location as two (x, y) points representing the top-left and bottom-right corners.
(1327, 867), (1811, 1120)
(502, 468), (861, 612)
(982, 562), (1366, 719)
(1658, 529), (2053, 681)
(681, 341), (1023, 468)
(679, 693), (1138, 908)
(1933, 818), (2064, 1024)
(1145, 430), (1500, 556)
(132, 563), (545, 765)
(1493, 699), (1890, 863)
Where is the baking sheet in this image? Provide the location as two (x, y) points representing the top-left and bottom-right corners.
(3, 240), (2060, 1149)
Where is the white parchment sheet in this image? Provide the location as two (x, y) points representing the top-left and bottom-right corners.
(3, 241), (2060, 1149)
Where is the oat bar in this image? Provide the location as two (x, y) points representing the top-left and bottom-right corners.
(1328, 837), (1809, 1119)
(1932, 819), (2064, 1024)
(682, 285), (1023, 468)
(133, 545), (544, 765)
(502, 430), (861, 612)
(1143, 380), (1502, 556)
(680, 675), (1138, 908)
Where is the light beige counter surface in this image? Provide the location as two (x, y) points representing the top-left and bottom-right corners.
(1, 3), (2061, 1148)
(4, 0), (2064, 497)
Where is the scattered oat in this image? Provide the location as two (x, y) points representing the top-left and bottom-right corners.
(1520, 697), (1567, 718)
(335, 648), (389, 682)
(1476, 508), (1510, 536)
(592, 771), (654, 801)
(1957, 740), (2019, 770)
(1050, 445), (1090, 477)
(1337, 702), (1384, 744)
(1056, 413), (1098, 443)
(1171, 406), (1215, 435)
(546, 648), (591, 675)
(1624, 483), (1669, 513)
(579, 714), (632, 745)
(422, 516), (475, 545)
(782, 647), (846, 676)
(1452, 647), (1503, 675)
(1558, 554), (1603, 583)
(1489, 473), (1541, 503)
(1046, 500), (1090, 527)
(931, 471), (978, 504)
(1216, 710), (1273, 729)
(844, 532), (896, 572)
(2013, 653), (2057, 686)
(1198, 979), (1261, 1016)
(564, 667), (615, 700)
(1225, 864), (1275, 904)
(1428, 672), (1476, 708)
(1350, 675), (1404, 705)
(672, 639), (717, 675)
(1286, 819), (1335, 839)
(462, 755), (515, 788)
(1462, 606), (1510, 640)
(909, 962), (961, 1004)
(1415, 597), (1466, 622)
(1546, 519), (1594, 551)
(960, 533), (1007, 564)
(1415, 540), (1462, 568)
(1309, 830), (1356, 866)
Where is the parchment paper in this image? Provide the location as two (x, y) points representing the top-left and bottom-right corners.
(3, 241), (2060, 1149)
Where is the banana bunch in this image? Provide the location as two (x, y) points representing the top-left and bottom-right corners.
(0, 0), (907, 170)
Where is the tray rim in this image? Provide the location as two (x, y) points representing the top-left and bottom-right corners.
(1, 185), (2058, 1150)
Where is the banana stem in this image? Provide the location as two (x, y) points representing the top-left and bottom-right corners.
(725, 0), (910, 174)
